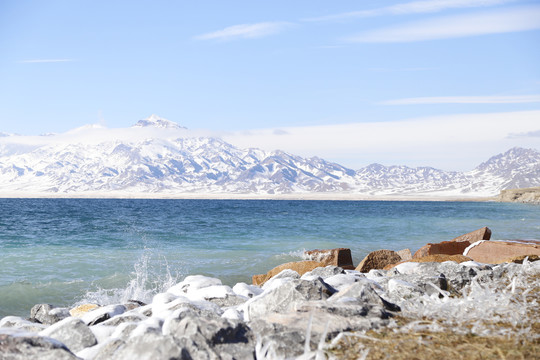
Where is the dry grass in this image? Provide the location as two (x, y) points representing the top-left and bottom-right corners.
(328, 329), (539, 360)
(326, 269), (540, 360)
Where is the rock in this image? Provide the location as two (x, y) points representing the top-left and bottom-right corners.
(84, 338), (125, 360)
(328, 281), (400, 313)
(232, 283), (263, 299)
(384, 254), (473, 270)
(243, 279), (330, 320)
(451, 227), (492, 243)
(0, 328), (79, 360)
(80, 304), (126, 326)
(100, 313), (147, 327)
(303, 248), (355, 269)
(187, 284), (248, 307)
(396, 249), (412, 261)
(249, 319), (314, 359)
(109, 333), (187, 360)
(356, 249), (403, 273)
(165, 314), (255, 359)
(322, 273), (363, 290)
(465, 240), (540, 264)
(168, 275), (223, 296)
(30, 304), (69, 325)
(301, 265), (346, 280)
(40, 317), (97, 353)
(252, 260), (322, 286)
(69, 303), (99, 317)
(0, 316), (47, 333)
(413, 227), (491, 259)
(413, 240), (472, 259)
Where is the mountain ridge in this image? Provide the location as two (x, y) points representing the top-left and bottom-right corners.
(0, 117), (538, 198)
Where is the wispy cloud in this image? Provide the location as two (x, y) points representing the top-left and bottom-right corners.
(507, 129), (540, 138)
(194, 22), (291, 41)
(345, 6), (540, 43)
(380, 94), (540, 105)
(19, 59), (74, 63)
(304, 0), (514, 22)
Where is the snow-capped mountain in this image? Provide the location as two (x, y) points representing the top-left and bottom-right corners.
(0, 116), (538, 197)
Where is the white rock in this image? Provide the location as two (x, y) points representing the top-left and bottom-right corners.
(232, 282), (263, 298)
(221, 308), (244, 321)
(324, 274), (361, 290)
(393, 262), (422, 275)
(167, 275), (222, 296)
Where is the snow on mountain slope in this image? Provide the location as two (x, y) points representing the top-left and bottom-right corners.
(0, 116), (538, 197)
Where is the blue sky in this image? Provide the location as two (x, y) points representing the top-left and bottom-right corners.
(1, 0), (539, 170)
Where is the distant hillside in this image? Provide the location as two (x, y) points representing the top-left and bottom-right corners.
(499, 187), (540, 204)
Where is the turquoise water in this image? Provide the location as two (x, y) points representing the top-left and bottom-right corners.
(1, 199), (539, 318)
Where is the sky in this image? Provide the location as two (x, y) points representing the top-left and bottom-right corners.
(0, 0), (539, 171)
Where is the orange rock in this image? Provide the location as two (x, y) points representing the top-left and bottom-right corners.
(451, 227), (491, 243)
(384, 254), (473, 270)
(355, 249), (402, 273)
(69, 303), (99, 317)
(252, 260), (322, 286)
(303, 248), (354, 270)
(465, 240), (540, 264)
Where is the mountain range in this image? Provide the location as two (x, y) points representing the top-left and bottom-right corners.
(0, 115), (539, 198)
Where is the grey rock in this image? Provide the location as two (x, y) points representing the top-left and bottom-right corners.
(0, 328), (78, 360)
(0, 316), (47, 333)
(301, 265), (345, 279)
(91, 338), (125, 360)
(328, 281), (401, 313)
(207, 294), (248, 308)
(110, 332), (188, 360)
(244, 279), (330, 320)
(232, 283), (263, 299)
(110, 322), (139, 340)
(40, 317), (97, 353)
(100, 313), (146, 327)
(30, 304), (69, 325)
(249, 319), (314, 359)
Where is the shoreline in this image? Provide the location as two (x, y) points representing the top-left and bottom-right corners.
(0, 191), (498, 202)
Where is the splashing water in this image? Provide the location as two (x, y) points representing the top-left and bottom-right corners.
(75, 249), (183, 307)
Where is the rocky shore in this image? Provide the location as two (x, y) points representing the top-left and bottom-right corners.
(1, 228), (539, 359)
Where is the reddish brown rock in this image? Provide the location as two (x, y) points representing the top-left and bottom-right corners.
(303, 248), (354, 270)
(396, 248), (412, 261)
(413, 227), (492, 259)
(252, 260), (322, 286)
(413, 240), (471, 259)
(451, 227), (491, 243)
(355, 249), (402, 273)
(384, 254), (473, 270)
(465, 240), (540, 264)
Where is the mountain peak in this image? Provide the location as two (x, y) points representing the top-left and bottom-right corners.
(132, 115), (185, 129)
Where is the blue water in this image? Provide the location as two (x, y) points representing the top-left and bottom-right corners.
(1, 199), (539, 318)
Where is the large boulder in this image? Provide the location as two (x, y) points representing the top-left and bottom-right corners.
(356, 249), (402, 273)
(0, 328), (79, 360)
(413, 227), (491, 259)
(464, 240), (540, 264)
(252, 260), (322, 286)
(243, 279), (330, 320)
(39, 317), (97, 353)
(303, 248), (355, 269)
(30, 304), (69, 325)
(451, 226), (491, 243)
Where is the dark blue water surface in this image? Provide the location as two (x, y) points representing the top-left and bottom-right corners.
(1, 199), (539, 317)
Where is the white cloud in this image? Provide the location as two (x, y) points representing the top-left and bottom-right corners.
(304, 0), (513, 22)
(221, 110), (540, 170)
(345, 6), (540, 43)
(19, 59), (74, 63)
(194, 22), (291, 41)
(380, 95), (540, 105)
